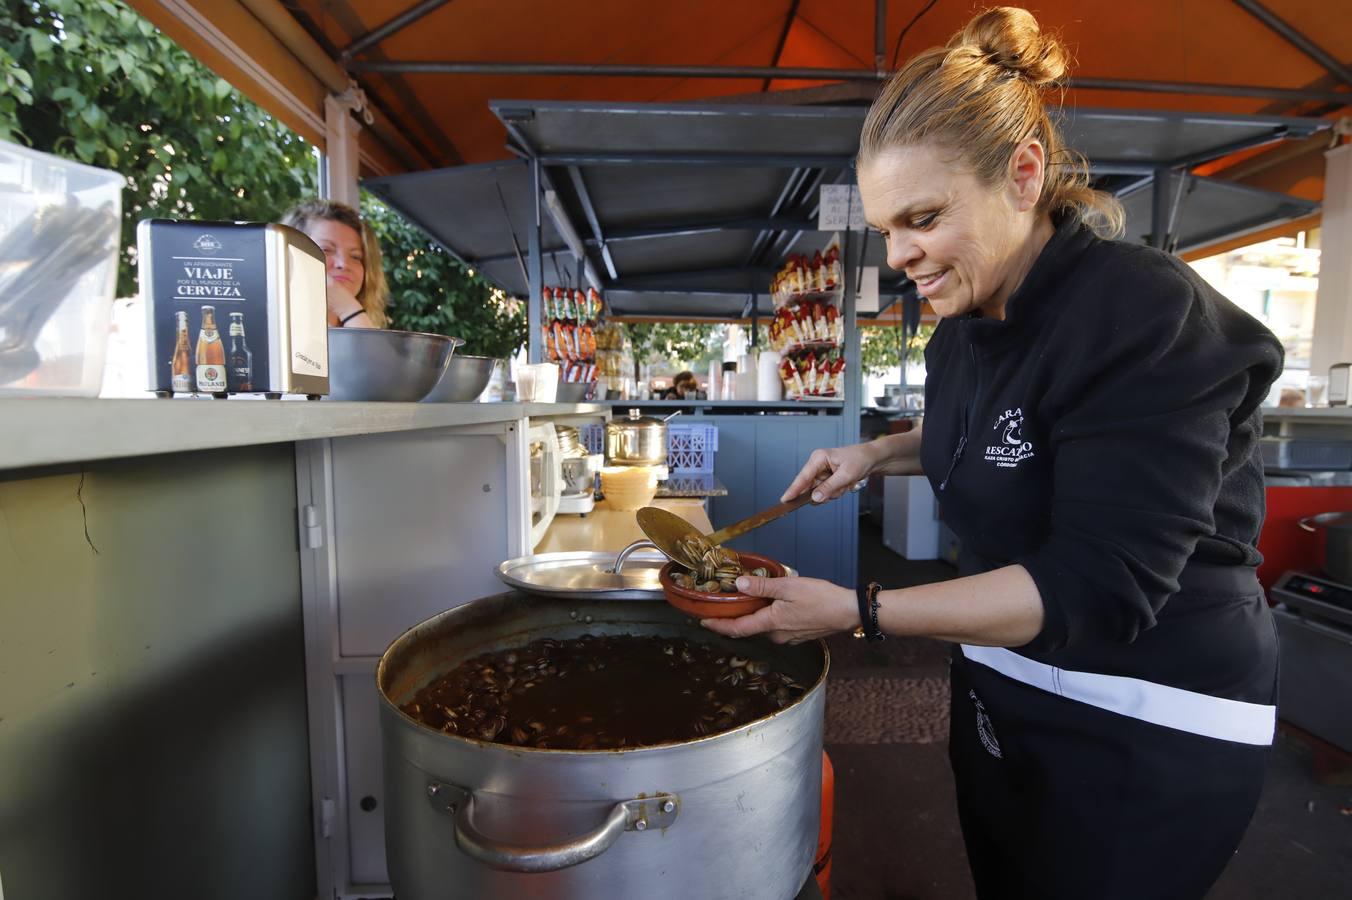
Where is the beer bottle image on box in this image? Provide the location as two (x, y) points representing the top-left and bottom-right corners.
(228, 312), (253, 392)
(194, 305), (227, 394)
(170, 309), (193, 392)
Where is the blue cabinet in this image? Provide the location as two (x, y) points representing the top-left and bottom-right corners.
(698, 415), (857, 586)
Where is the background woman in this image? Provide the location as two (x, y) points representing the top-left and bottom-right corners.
(703, 8), (1282, 899)
(282, 199), (389, 329)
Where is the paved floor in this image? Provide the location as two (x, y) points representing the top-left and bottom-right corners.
(823, 521), (1352, 899)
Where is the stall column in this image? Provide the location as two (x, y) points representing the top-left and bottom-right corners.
(528, 158), (545, 364)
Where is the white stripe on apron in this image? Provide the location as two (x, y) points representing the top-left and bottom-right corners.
(960, 645), (1276, 746)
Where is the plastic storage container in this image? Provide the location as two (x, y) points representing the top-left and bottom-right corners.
(0, 140), (122, 397)
(667, 423), (719, 473)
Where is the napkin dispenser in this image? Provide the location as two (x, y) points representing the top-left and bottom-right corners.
(138, 218), (329, 397)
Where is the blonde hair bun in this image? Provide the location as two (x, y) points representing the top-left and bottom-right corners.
(858, 5), (1124, 239)
(951, 6), (1068, 88)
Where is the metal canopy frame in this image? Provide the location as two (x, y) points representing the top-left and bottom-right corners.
(342, 60), (1352, 107)
(365, 100), (1330, 317)
(363, 98), (1327, 475)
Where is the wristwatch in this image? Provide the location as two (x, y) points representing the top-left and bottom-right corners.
(853, 581), (885, 642)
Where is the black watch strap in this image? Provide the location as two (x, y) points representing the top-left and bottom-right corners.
(854, 582), (886, 642)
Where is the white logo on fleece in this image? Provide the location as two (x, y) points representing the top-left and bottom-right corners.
(984, 407), (1035, 469)
(970, 690), (1003, 758)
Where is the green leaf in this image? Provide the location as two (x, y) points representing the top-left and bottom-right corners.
(28, 32), (53, 58)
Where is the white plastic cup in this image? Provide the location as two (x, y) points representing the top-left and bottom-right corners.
(518, 363), (559, 402)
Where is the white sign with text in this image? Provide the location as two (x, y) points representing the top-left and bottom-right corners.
(817, 185), (868, 232)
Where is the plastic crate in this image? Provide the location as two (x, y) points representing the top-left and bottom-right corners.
(579, 423), (605, 455)
(667, 423), (718, 474)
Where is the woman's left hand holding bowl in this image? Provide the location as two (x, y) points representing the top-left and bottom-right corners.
(700, 574), (859, 644)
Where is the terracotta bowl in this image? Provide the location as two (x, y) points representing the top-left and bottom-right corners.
(658, 551), (787, 619)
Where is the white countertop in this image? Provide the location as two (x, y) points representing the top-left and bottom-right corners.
(0, 397), (607, 471)
(1262, 407), (1352, 420)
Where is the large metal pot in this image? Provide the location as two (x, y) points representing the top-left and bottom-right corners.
(1299, 511), (1352, 582)
(604, 408), (676, 465)
(377, 592), (827, 899)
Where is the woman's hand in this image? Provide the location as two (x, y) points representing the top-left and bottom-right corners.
(781, 442), (881, 503)
(326, 280), (370, 327)
(700, 574), (859, 644)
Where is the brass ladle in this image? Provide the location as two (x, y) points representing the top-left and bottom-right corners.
(635, 492), (816, 568)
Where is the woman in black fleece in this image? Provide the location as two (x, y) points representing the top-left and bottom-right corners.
(703, 8), (1283, 899)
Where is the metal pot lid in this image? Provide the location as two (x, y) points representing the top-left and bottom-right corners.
(606, 409), (667, 431)
(496, 550), (667, 600)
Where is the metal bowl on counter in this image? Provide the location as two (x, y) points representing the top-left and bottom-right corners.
(327, 327), (461, 402)
(422, 354), (498, 403)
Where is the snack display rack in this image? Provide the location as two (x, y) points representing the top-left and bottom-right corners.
(769, 242), (846, 399)
(543, 286), (603, 385)
(593, 321), (632, 398)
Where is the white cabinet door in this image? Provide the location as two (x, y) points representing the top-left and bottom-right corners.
(297, 418), (529, 899)
(341, 673), (388, 887)
(332, 428), (515, 657)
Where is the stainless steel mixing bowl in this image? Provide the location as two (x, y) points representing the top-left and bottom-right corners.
(327, 327), (461, 402)
(422, 354), (498, 403)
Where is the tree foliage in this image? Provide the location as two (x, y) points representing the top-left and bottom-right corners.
(860, 322), (934, 377)
(0, 0), (520, 356)
(0, 0), (318, 297)
(626, 322), (728, 373)
(363, 194), (527, 357)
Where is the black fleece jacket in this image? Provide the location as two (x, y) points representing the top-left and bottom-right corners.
(921, 216), (1283, 657)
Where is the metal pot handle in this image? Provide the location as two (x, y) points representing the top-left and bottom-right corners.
(426, 782), (678, 873)
(1298, 511), (1352, 532)
(612, 539), (658, 573)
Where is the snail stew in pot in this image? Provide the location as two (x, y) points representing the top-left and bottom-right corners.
(400, 633), (806, 750)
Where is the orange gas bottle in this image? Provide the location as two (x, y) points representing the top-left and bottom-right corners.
(815, 749), (835, 899)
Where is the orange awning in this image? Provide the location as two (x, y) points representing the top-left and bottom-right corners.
(288, 0), (1349, 171)
(129, 1), (1349, 182)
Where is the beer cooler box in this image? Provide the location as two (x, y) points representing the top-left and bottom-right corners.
(137, 219), (331, 398)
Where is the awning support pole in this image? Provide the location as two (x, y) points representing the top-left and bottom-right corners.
(1233, 0), (1352, 90)
(874, 0), (887, 74)
(323, 86), (370, 206)
(340, 0), (452, 62)
(1149, 166), (1173, 251)
(528, 157), (544, 365)
(566, 166), (620, 280)
(841, 214), (861, 587)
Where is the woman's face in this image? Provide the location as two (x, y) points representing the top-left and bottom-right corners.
(307, 218), (366, 296)
(859, 143), (1040, 319)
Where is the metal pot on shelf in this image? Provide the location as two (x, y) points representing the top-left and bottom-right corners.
(377, 591), (826, 899)
(604, 408), (679, 466)
(1298, 511), (1352, 583)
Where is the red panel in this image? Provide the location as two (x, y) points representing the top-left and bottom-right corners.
(1257, 487), (1352, 593)
(816, 749), (834, 900)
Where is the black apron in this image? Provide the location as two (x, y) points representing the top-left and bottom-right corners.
(948, 562), (1277, 900)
